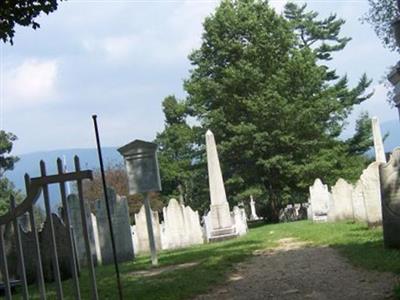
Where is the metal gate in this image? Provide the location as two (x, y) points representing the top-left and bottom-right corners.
(0, 156), (99, 299)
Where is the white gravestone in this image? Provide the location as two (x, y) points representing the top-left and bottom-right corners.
(231, 206), (248, 236)
(205, 130), (236, 240)
(67, 194), (98, 266)
(91, 213), (102, 265)
(249, 195), (259, 220)
(372, 117), (386, 163)
(329, 179), (354, 221)
(309, 179), (330, 222)
(161, 199), (204, 250)
(352, 180), (367, 222)
(163, 198), (188, 249)
(361, 162), (382, 225)
(134, 205), (162, 253)
(183, 205), (204, 245)
(95, 188), (134, 264)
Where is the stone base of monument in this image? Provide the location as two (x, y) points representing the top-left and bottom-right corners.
(208, 226), (237, 242)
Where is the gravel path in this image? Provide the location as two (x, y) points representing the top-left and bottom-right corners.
(194, 238), (399, 300)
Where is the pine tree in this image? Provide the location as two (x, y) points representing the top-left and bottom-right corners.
(182, 0), (372, 221)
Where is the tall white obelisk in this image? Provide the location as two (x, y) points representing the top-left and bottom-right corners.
(372, 117), (386, 163)
(206, 130), (235, 239)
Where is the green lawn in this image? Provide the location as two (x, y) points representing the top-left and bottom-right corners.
(21, 221), (400, 299)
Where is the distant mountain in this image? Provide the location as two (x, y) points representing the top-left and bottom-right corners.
(5, 147), (123, 194)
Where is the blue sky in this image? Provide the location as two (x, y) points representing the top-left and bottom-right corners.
(1, 0), (399, 155)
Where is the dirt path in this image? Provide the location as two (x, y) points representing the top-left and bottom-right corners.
(194, 238), (399, 300)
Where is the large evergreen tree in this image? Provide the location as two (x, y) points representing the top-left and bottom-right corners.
(157, 0), (373, 221)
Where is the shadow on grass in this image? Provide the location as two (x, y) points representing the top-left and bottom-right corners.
(25, 236), (265, 300)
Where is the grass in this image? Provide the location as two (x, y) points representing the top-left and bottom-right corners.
(14, 221), (400, 299)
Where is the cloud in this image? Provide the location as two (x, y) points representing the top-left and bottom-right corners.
(3, 59), (58, 110)
(270, 0), (288, 14)
(82, 1), (219, 65)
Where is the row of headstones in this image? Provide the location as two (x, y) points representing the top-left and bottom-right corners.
(308, 162), (382, 225)
(132, 198), (248, 253)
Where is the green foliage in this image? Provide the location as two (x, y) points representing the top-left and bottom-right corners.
(155, 96), (209, 210)
(0, 0), (63, 44)
(0, 130), (19, 176)
(181, 0), (372, 220)
(0, 130), (20, 215)
(363, 0), (400, 52)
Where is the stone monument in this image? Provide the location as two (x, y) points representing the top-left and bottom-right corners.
(361, 162), (382, 226)
(372, 117), (386, 163)
(308, 179), (330, 222)
(379, 148), (400, 248)
(352, 180), (367, 222)
(205, 130), (236, 241)
(95, 188), (134, 264)
(133, 205), (162, 253)
(329, 178), (354, 221)
(249, 195), (259, 220)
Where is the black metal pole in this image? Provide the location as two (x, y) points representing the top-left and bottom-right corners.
(397, 0), (400, 12)
(92, 115), (124, 300)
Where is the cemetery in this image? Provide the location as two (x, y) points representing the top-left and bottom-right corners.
(2, 0), (400, 299)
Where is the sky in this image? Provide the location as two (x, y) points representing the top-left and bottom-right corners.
(1, 0), (399, 155)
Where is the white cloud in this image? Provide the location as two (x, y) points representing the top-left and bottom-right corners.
(4, 59), (58, 109)
(270, 0), (288, 14)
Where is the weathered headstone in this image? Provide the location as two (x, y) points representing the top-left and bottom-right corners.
(161, 199), (204, 250)
(231, 206), (248, 236)
(352, 180), (367, 222)
(67, 194), (98, 266)
(205, 130), (236, 241)
(133, 205), (161, 253)
(184, 206), (204, 245)
(372, 117), (386, 163)
(361, 162), (382, 226)
(95, 188), (134, 264)
(249, 195), (259, 220)
(91, 213), (102, 265)
(162, 198), (187, 249)
(40, 214), (73, 281)
(308, 179), (330, 222)
(379, 148), (400, 248)
(329, 178), (354, 221)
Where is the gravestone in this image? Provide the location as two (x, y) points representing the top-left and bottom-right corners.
(379, 148), (400, 248)
(205, 130), (236, 241)
(184, 206), (204, 245)
(91, 213), (102, 265)
(161, 199), (204, 250)
(67, 194), (98, 266)
(329, 178), (354, 221)
(231, 206), (248, 236)
(361, 162), (382, 226)
(95, 188), (134, 264)
(249, 195), (259, 220)
(40, 214), (73, 281)
(308, 179), (330, 222)
(134, 205), (161, 253)
(372, 117), (386, 163)
(352, 180), (367, 222)
(162, 198), (188, 249)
